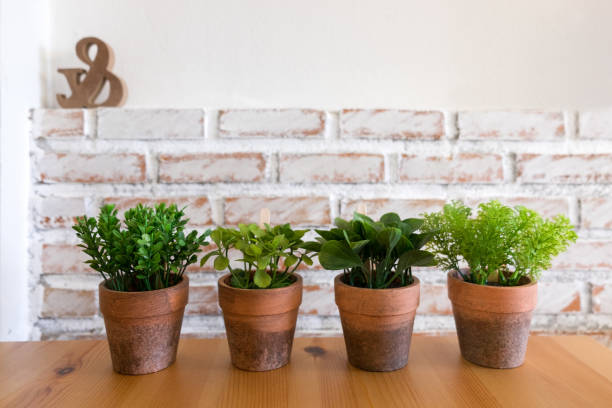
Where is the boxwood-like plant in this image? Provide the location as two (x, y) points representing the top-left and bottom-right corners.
(202, 223), (317, 289)
(73, 203), (209, 291)
(421, 200), (577, 286)
(310, 212), (435, 288)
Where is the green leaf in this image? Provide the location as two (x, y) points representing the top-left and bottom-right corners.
(400, 218), (424, 236)
(380, 212), (401, 226)
(214, 255), (229, 271)
(284, 254), (298, 267)
(350, 239), (369, 252)
(199, 251), (218, 266)
(377, 227), (402, 252)
(298, 241), (322, 252)
(318, 241), (363, 270)
(253, 269), (272, 288)
(334, 217), (352, 230)
(397, 250), (436, 270)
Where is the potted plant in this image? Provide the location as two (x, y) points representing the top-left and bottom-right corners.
(202, 222), (316, 371)
(422, 200), (577, 368)
(310, 212), (435, 371)
(73, 203), (209, 375)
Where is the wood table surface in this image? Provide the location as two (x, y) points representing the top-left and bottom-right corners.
(1, 335), (611, 407)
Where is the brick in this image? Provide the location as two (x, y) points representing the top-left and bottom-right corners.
(536, 283), (581, 313)
(37, 153), (145, 183)
(341, 199), (446, 220)
(97, 109), (203, 139)
(592, 285), (612, 313)
(186, 286), (219, 315)
(581, 198), (612, 229)
(579, 110), (612, 139)
(399, 153), (503, 183)
(42, 243), (93, 275)
(341, 109), (443, 140)
(41, 288), (97, 318)
(466, 197), (569, 219)
(301, 285), (336, 315)
(219, 109), (324, 138)
(459, 111), (564, 140)
(35, 196), (85, 229)
(552, 241), (612, 270)
(517, 154), (612, 184)
(224, 197), (330, 226)
(104, 197), (212, 226)
(32, 109), (84, 138)
(158, 153), (266, 183)
(279, 153), (384, 183)
(418, 284), (452, 315)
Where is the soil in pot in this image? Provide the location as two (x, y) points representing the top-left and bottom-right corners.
(447, 271), (537, 369)
(99, 275), (189, 375)
(217, 273), (302, 371)
(334, 274), (420, 372)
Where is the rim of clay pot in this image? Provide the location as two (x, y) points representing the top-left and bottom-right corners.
(99, 274), (189, 319)
(217, 272), (303, 316)
(447, 271), (537, 313)
(334, 273), (420, 316)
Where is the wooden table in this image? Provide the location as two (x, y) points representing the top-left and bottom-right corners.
(1, 336), (611, 407)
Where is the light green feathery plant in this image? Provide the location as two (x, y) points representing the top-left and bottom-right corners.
(202, 223), (318, 289)
(421, 200), (577, 286)
(73, 203), (209, 292)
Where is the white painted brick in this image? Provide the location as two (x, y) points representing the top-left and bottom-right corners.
(552, 240), (612, 270)
(517, 154), (612, 184)
(341, 109), (443, 140)
(98, 109), (203, 139)
(341, 199), (446, 219)
(219, 109), (324, 138)
(459, 111), (564, 140)
(35, 196), (85, 229)
(419, 284), (452, 315)
(592, 285), (612, 313)
(224, 197), (330, 226)
(536, 283), (581, 313)
(158, 153), (266, 183)
(579, 109), (612, 139)
(36, 153), (146, 183)
(103, 196), (212, 226)
(399, 153), (503, 183)
(186, 286), (219, 315)
(42, 243), (93, 275)
(41, 288), (97, 318)
(581, 198), (612, 229)
(301, 285), (336, 315)
(279, 153), (384, 184)
(32, 109), (84, 138)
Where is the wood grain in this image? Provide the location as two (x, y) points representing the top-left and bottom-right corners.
(0, 336), (611, 407)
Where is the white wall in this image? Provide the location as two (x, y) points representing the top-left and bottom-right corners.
(47, 0), (612, 110)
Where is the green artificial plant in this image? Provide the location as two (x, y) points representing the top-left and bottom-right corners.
(310, 212), (436, 289)
(202, 223), (317, 289)
(73, 203), (209, 292)
(421, 200), (578, 286)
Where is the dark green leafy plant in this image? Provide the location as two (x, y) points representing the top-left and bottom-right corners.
(202, 223), (317, 289)
(73, 203), (210, 292)
(310, 212), (436, 289)
(421, 200), (578, 286)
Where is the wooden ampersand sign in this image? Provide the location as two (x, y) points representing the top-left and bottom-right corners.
(57, 37), (126, 108)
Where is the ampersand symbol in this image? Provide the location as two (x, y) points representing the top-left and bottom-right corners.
(57, 37), (125, 108)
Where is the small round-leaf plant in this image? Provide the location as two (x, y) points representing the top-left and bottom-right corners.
(202, 223), (318, 289)
(310, 212), (436, 289)
(73, 203), (210, 292)
(421, 200), (578, 286)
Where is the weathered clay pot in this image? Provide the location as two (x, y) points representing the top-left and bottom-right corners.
(218, 273), (302, 371)
(99, 275), (189, 375)
(334, 274), (420, 371)
(447, 271), (537, 369)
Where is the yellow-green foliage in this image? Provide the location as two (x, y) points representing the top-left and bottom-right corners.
(422, 200), (577, 286)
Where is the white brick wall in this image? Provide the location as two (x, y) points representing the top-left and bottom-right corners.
(29, 108), (612, 344)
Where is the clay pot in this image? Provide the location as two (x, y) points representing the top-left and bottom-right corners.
(334, 274), (420, 371)
(99, 275), (189, 375)
(447, 271), (537, 369)
(218, 273), (302, 371)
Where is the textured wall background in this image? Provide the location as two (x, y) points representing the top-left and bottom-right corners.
(30, 108), (612, 347)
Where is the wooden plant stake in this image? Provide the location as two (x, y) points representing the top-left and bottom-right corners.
(259, 208), (271, 228)
(57, 37), (126, 108)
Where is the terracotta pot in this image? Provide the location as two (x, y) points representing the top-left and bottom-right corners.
(99, 275), (189, 375)
(334, 274), (420, 371)
(218, 273), (302, 371)
(447, 271), (538, 369)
